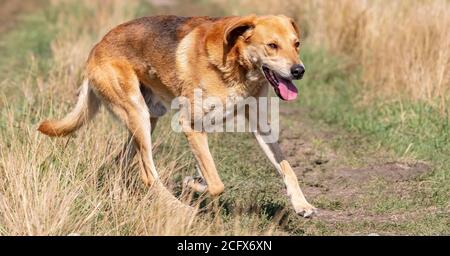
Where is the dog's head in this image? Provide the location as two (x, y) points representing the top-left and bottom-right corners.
(222, 15), (304, 101)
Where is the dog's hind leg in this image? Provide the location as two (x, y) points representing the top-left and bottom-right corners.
(115, 116), (158, 170)
(183, 164), (208, 193)
(115, 87), (165, 169)
(89, 64), (180, 204)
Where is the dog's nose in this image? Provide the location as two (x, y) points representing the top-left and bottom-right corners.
(291, 64), (305, 80)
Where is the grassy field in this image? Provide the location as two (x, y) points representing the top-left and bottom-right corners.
(0, 0), (448, 235)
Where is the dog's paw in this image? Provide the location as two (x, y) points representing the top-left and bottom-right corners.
(183, 176), (207, 193)
(294, 203), (317, 218)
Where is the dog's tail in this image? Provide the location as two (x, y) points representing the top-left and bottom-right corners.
(38, 79), (100, 137)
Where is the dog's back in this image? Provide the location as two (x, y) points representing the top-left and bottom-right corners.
(87, 16), (220, 91)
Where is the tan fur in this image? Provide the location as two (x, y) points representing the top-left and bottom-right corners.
(38, 15), (316, 217)
(38, 79), (100, 137)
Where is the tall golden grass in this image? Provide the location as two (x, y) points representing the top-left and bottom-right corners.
(218, 0), (450, 108)
(0, 0), (279, 235)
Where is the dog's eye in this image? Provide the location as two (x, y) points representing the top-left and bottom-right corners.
(294, 41), (301, 48)
(267, 43), (278, 49)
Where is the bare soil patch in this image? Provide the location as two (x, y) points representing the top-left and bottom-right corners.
(333, 162), (430, 183)
(279, 105), (432, 228)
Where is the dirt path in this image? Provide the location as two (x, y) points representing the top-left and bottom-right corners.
(278, 104), (432, 234)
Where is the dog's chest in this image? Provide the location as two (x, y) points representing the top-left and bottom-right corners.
(191, 79), (267, 127)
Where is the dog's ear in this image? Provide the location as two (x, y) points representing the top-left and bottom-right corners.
(278, 15), (300, 38)
(290, 18), (300, 38)
(223, 15), (256, 46)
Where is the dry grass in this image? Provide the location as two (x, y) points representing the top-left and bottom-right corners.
(0, 0), (280, 235)
(217, 0), (450, 109)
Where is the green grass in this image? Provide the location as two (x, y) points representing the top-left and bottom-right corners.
(0, 4), (55, 100)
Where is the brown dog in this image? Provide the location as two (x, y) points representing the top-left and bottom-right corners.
(38, 15), (316, 217)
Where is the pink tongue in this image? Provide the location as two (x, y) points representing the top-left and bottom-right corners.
(277, 77), (298, 101)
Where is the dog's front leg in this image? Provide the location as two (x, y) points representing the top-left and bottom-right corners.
(253, 129), (316, 218)
(183, 130), (225, 197)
